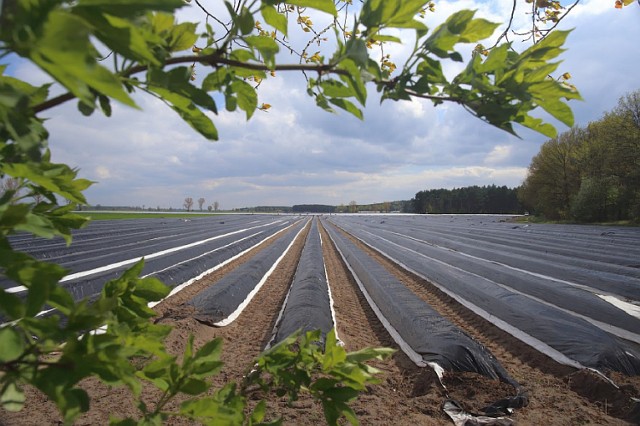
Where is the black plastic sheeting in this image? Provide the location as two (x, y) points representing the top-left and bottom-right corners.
(344, 226), (640, 339)
(2, 216), (296, 302)
(270, 218), (334, 347)
(188, 220), (306, 325)
(328, 215), (640, 299)
(334, 220), (640, 376)
(323, 220), (519, 387)
(59, 227), (286, 302)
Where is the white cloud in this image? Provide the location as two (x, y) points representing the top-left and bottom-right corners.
(95, 166), (111, 179)
(168, 156), (182, 166)
(484, 145), (513, 165)
(397, 99), (428, 119)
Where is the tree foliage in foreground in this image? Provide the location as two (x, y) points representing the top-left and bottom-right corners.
(519, 90), (640, 222)
(0, 0), (624, 423)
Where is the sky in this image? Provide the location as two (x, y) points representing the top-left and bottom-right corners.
(8, 0), (640, 210)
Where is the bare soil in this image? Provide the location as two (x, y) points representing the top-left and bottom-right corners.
(1, 219), (639, 425)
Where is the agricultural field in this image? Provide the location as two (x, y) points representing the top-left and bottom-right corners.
(2, 214), (639, 425)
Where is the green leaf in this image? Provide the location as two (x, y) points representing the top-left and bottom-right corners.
(61, 388), (90, 423)
(445, 9), (475, 34)
(244, 35), (279, 68)
(29, 10), (136, 108)
(524, 61), (561, 83)
(150, 11), (175, 34)
(319, 80), (352, 98)
(180, 378), (209, 395)
(237, 6), (255, 35)
(261, 5), (288, 36)
(73, 0), (185, 16)
(2, 162), (91, 205)
(0, 288), (26, 319)
(323, 386), (360, 403)
(225, 93), (238, 112)
(173, 102), (218, 139)
(322, 329), (347, 369)
(285, 0), (337, 16)
(479, 43), (509, 73)
(75, 12), (162, 66)
(449, 51), (463, 62)
(329, 98), (363, 120)
(0, 327), (24, 362)
(202, 68), (231, 92)
(1, 382), (26, 412)
(231, 79), (258, 120)
(98, 95), (112, 117)
(338, 59), (367, 105)
(422, 24), (459, 58)
(167, 22), (198, 52)
(230, 48), (257, 63)
(249, 400), (267, 425)
(361, 0), (427, 29)
(22, 262), (68, 316)
(148, 83), (218, 140)
(0, 203), (30, 229)
(520, 30), (571, 63)
(78, 99), (95, 117)
(416, 56), (448, 85)
(183, 334), (195, 366)
(459, 18), (500, 43)
(516, 113), (558, 138)
(345, 38), (369, 67)
(179, 386), (244, 423)
(530, 81), (576, 127)
(370, 34), (402, 43)
(195, 337), (223, 360)
(346, 347), (395, 363)
(133, 276), (169, 301)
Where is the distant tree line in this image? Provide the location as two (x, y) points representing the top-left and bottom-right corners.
(334, 201), (412, 213)
(232, 201), (413, 214)
(519, 90), (640, 222)
(292, 204), (336, 213)
(234, 206), (292, 213)
(411, 185), (524, 214)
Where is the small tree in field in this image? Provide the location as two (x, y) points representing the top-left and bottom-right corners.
(184, 197), (194, 211)
(1, 0), (633, 424)
(198, 197), (205, 210)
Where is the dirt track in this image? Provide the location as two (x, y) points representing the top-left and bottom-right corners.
(2, 219), (638, 425)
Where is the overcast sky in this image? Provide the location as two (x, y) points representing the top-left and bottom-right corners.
(8, 0), (640, 210)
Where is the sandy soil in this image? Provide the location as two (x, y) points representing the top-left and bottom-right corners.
(1, 219), (639, 425)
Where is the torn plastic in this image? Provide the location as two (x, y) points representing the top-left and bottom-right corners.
(442, 400), (515, 426)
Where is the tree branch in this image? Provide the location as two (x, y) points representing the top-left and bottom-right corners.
(32, 52), (464, 115)
(489, 0), (517, 49)
(32, 55), (350, 115)
(402, 89), (462, 104)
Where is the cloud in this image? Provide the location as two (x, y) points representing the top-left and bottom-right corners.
(9, 1), (640, 209)
(484, 145), (513, 165)
(95, 166), (111, 179)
